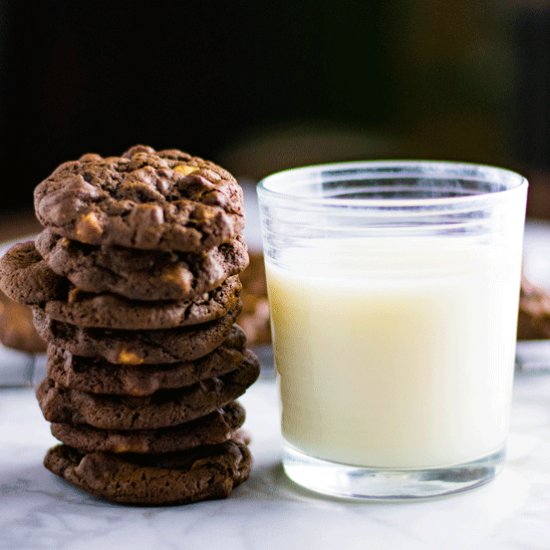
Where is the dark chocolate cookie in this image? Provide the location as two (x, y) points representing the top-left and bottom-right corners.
(47, 325), (248, 395)
(239, 252), (272, 345)
(3, 239), (242, 329)
(33, 307), (240, 364)
(46, 279), (241, 330)
(0, 241), (64, 305)
(34, 145), (244, 252)
(50, 402), (245, 454)
(44, 439), (251, 505)
(0, 291), (46, 353)
(35, 228), (248, 302)
(37, 351), (259, 429)
(518, 277), (550, 340)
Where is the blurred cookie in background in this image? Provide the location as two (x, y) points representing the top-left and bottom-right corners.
(518, 276), (550, 340)
(0, 291), (46, 353)
(238, 253), (271, 346)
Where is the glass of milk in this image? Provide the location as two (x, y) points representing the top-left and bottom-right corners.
(257, 161), (528, 499)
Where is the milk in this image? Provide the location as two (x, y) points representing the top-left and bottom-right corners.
(266, 237), (522, 469)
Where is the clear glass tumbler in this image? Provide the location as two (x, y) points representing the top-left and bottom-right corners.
(257, 161), (528, 500)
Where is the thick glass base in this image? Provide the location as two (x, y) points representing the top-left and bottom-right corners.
(282, 442), (505, 500)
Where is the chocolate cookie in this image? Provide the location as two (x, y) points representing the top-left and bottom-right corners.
(238, 252), (271, 345)
(37, 351), (259, 429)
(0, 291), (45, 353)
(0, 241), (64, 305)
(3, 240), (242, 329)
(35, 228), (248, 302)
(518, 277), (550, 340)
(50, 402), (245, 454)
(46, 279), (240, 330)
(34, 145), (244, 252)
(239, 294), (271, 347)
(44, 439), (251, 505)
(47, 325), (248, 395)
(33, 307), (240, 364)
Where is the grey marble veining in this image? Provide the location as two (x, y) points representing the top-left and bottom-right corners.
(1, 374), (550, 550)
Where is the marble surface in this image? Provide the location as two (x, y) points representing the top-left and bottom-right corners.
(0, 370), (549, 550)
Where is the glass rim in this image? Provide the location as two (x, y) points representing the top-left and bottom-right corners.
(256, 160), (528, 208)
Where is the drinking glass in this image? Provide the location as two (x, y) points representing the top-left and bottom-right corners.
(257, 161), (528, 499)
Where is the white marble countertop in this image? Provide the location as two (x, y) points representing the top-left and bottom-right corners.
(0, 369), (550, 550)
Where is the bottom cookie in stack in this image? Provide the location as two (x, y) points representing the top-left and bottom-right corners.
(45, 438), (252, 506)
(36, 324), (259, 505)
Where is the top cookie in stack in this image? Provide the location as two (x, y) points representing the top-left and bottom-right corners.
(34, 145), (245, 253)
(0, 145), (259, 506)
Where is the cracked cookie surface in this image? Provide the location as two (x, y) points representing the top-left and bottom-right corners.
(34, 145), (244, 252)
(43, 277), (241, 330)
(3, 240), (242, 329)
(35, 228), (248, 301)
(0, 241), (64, 304)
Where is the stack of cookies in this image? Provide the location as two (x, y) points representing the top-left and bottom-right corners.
(0, 145), (259, 505)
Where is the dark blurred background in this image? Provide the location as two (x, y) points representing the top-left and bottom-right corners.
(0, 0), (549, 235)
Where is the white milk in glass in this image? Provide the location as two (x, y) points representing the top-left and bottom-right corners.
(266, 237), (521, 469)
